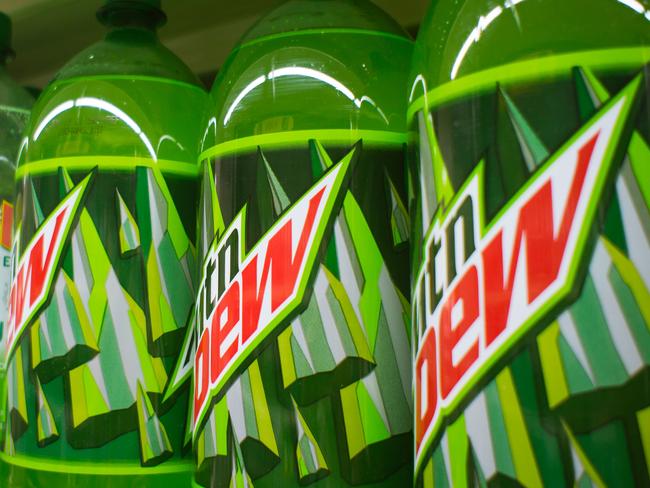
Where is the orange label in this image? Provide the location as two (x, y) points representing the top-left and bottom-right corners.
(0, 201), (12, 250)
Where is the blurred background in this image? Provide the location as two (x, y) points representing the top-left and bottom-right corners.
(0, 0), (428, 90)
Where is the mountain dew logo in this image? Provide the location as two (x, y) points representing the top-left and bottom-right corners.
(413, 75), (641, 469)
(192, 153), (352, 431)
(5, 174), (90, 361)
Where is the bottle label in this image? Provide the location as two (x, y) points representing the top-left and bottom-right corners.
(0, 105), (30, 363)
(4, 159), (197, 477)
(176, 134), (413, 486)
(0, 200), (14, 359)
(410, 49), (650, 485)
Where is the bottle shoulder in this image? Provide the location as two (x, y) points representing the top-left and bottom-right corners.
(25, 70), (207, 164)
(202, 30), (412, 152)
(414, 0), (650, 89)
(52, 30), (201, 87)
(0, 70), (34, 110)
(241, 0), (408, 42)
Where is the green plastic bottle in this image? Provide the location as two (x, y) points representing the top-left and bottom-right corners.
(0, 8), (34, 463)
(179, 0), (413, 486)
(3, 1), (206, 486)
(410, 0), (650, 486)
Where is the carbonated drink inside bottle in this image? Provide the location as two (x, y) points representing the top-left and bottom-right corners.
(410, 1), (650, 486)
(186, 0), (414, 486)
(0, 8), (34, 461)
(4, 1), (206, 486)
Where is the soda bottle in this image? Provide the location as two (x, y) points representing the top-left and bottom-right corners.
(3, 0), (206, 486)
(410, 0), (650, 486)
(181, 0), (413, 486)
(0, 8), (33, 459)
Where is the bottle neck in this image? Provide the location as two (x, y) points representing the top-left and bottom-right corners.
(105, 25), (158, 44)
(98, 3), (166, 32)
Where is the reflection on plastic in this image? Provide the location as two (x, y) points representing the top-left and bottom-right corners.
(223, 66), (386, 125)
(32, 97), (157, 160)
